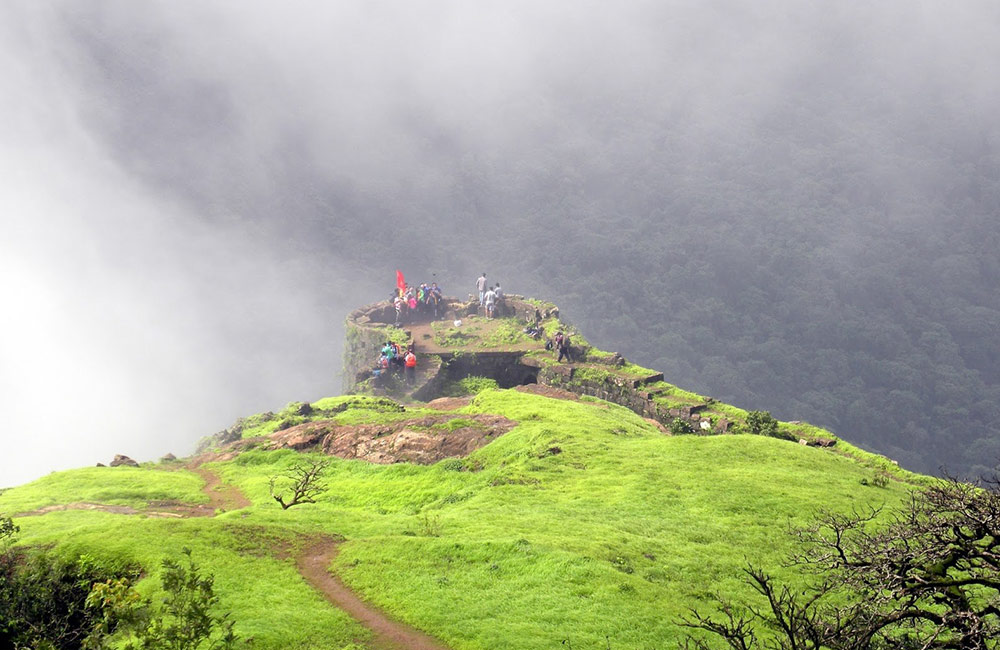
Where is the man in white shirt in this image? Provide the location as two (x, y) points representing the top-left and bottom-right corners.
(483, 287), (496, 319)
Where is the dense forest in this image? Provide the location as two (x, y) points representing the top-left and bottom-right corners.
(15, 2), (1000, 478)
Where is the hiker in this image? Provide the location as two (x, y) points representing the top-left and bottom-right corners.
(373, 352), (390, 382)
(558, 332), (573, 363)
(391, 342), (404, 371)
(429, 282), (443, 318)
(393, 295), (404, 325)
(404, 347), (417, 385)
(476, 272), (487, 304)
(483, 286), (497, 319)
(552, 331), (564, 356)
(493, 283), (504, 316)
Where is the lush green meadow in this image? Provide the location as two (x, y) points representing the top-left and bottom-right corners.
(0, 389), (914, 649)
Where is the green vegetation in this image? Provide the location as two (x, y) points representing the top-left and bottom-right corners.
(373, 325), (409, 346)
(742, 410), (780, 438)
(670, 418), (695, 435)
(686, 478), (1000, 649)
(431, 418), (480, 432)
(432, 317), (543, 350)
(0, 388), (917, 649)
(0, 466), (209, 514)
(432, 321), (479, 348)
(0, 545), (140, 649)
(443, 376), (499, 397)
(479, 318), (534, 348)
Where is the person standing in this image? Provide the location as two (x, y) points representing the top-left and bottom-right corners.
(493, 282), (504, 316)
(404, 347), (417, 385)
(558, 332), (573, 363)
(430, 282), (443, 318)
(483, 286), (497, 319)
(476, 272), (487, 304)
(393, 295), (404, 325)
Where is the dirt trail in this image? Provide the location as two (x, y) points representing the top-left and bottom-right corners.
(297, 538), (451, 650)
(18, 464), (448, 648)
(191, 465), (252, 511)
(16, 502), (213, 518)
(195, 466), (452, 649)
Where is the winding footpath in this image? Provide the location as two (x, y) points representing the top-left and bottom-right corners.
(297, 537), (450, 650)
(18, 463), (451, 650)
(194, 465), (450, 650)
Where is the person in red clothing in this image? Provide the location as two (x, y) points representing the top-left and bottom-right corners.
(404, 347), (417, 385)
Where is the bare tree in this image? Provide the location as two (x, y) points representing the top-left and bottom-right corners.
(684, 477), (1000, 650)
(268, 459), (331, 510)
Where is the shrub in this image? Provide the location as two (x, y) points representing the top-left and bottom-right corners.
(444, 376), (499, 396)
(744, 410), (779, 437)
(0, 547), (138, 650)
(670, 418), (695, 435)
(86, 548), (245, 649)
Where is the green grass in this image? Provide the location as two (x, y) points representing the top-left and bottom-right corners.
(433, 317), (545, 350)
(442, 376), (500, 397)
(479, 318), (535, 348)
(2, 389), (915, 649)
(432, 321), (480, 347)
(0, 466), (208, 513)
(373, 324), (410, 345)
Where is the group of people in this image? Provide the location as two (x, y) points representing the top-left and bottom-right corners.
(372, 340), (418, 385)
(475, 272), (505, 319)
(393, 281), (444, 325)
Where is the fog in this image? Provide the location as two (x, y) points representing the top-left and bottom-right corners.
(3, 1), (999, 486)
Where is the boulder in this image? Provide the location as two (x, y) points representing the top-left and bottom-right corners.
(110, 454), (139, 467)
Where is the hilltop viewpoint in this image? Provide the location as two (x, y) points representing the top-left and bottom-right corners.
(0, 296), (935, 649)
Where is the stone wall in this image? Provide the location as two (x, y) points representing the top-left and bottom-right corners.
(536, 365), (732, 433)
(342, 304), (400, 391)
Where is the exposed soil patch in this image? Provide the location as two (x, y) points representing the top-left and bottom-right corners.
(424, 396), (474, 411)
(191, 466), (252, 511)
(219, 413), (516, 465)
(17, 501), (215, 518)
(645, 417), (670, 434)
(297, 537), (451, 650)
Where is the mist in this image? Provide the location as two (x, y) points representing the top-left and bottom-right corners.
(3, 1), (999, 485)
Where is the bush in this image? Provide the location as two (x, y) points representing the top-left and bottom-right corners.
(444, 376), (499, 396)
(0, 547), (138, 650)
(670, 418), (695, 435)
(744, 410), (779, 437)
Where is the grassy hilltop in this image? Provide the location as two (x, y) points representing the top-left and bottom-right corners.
(0, 313), (923, 649)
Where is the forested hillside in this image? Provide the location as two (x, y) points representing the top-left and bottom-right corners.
(39, 1), (1000, 476)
